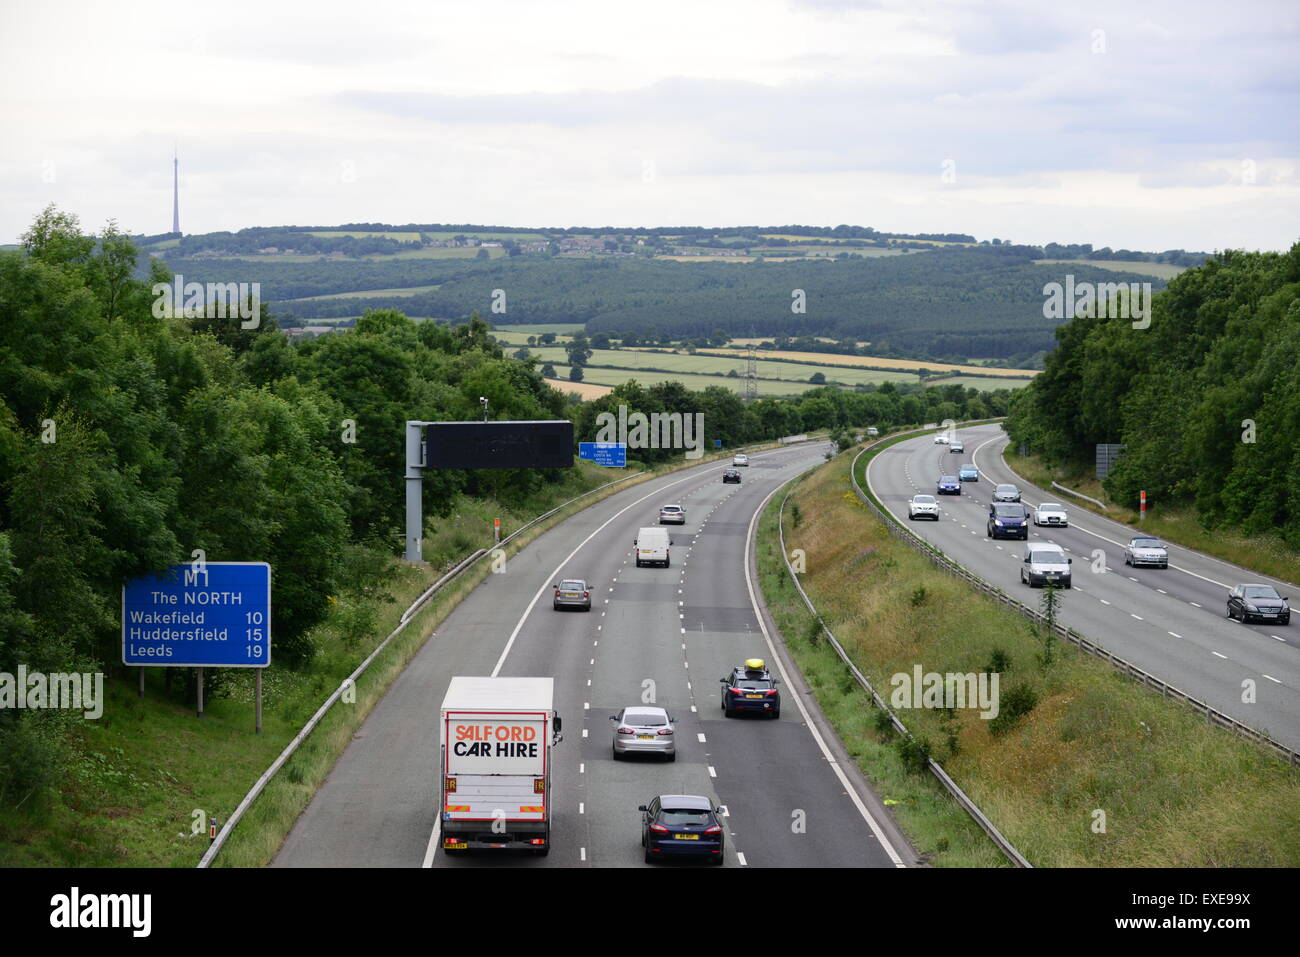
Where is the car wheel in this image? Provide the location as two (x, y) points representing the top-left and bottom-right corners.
(666, 751), (676, 762)
(665, 555), (671, 567)
(553, 603), (560, 611)
(612, 745), (621, 761)
(1282, 616), (1291, 626)
(771, 709), (780, 719)
(635, 559), (642, 568)
(644, 847), (654, 864)
(1226, 605), (1234, 619)
(711, 853), (724, 866)
(723, 704), (732, 718)
(533, 845), (549, 857)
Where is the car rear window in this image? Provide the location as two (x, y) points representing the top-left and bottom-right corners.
(661, 506), (681, 512)
(736, 678), (772, 690)
(660, 809), (711, 826)
(560, 580), (585, 589)
(623, 710), (667, 726)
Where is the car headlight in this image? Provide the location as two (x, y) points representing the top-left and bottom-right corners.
(994, 520), (1004, 526)
(1244, 603), (1258, 612)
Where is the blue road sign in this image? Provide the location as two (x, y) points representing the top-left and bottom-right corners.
(578, 442), (627, 467)
(714, 439), (722, 448)
(123, 562), (271, 667)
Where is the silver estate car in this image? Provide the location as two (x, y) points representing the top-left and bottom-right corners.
(610, 706), (676, 760)
(552, 579), (591, 611)
(659, 504), (686, 525)
(1123, 537), (1168, 568)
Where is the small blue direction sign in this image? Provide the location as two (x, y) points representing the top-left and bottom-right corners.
(578, 442), (627, 467)
(123, 562), (271, 667)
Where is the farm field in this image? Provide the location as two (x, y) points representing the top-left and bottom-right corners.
(284, 284), (442, 301)
(689, 347), (1039, 377)
(1033, 259), (1186, 280)
(526, 346), (921, 387)
(494, 322), (587, 335)
(923, 374), (1034, 391)
(544, 378), (612, 400)
(539, 363), (823, 396)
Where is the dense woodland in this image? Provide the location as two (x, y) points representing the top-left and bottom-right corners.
(0, 207), (1010, 800)
(1006, 243), (1300, 545)
(171, 245), (1167, 366)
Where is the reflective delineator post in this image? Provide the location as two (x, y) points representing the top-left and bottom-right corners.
(1140, 490), (1146, 522)
(405, 421), (425, 563)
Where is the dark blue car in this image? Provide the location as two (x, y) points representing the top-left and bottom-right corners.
(719, 659), (780, 718)
(639, 794), (725, 864)
(937, 475), (961, 495)
(987, 502), (1029, 540)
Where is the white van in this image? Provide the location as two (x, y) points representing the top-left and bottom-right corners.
(1021, 543), (1072, 588)
(634, 527), (671, 568)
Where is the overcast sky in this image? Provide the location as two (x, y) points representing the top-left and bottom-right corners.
(1, 0), (1296, 250)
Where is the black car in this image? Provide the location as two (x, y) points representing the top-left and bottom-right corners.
(1227, 584), (1291, 625)
(987, 502), (1029, 540)
(722, 469), (741, 484)
(719, 659), (779, 717)
(639, 794), (725, 864)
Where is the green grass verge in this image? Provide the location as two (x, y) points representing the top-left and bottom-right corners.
(753, 444), (1300, 866)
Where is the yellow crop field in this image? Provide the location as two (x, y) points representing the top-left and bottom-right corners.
(690, 348), (1039, 378)
(545, 378), (612, 400)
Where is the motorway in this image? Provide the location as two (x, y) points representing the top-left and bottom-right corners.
(866, 424), (1300, 752)
(274, 442), (915, 868)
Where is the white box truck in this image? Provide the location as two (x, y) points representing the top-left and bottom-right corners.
(439, 676), (562, 856)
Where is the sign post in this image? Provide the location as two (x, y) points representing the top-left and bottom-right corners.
(1140, 490), (1146, 522)
(494, 518), (501, 544)
(123, 561), (271, 729)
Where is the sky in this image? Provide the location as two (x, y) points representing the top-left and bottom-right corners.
(1, 0), (1296, 250)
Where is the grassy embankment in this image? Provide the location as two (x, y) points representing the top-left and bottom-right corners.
(1005, 448), (1300, 586)
(756, 444), (1300, 866)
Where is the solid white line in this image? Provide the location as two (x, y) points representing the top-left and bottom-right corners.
(742, 478), (907, 867)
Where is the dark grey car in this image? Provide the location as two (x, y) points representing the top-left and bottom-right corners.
(1227, 584), (1290, 625)
(992, 483), (1021, 502)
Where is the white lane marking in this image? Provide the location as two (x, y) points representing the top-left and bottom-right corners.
(580, 847), (587, 862)
(691, 705), (697, 712)
(742, 479), (907, 868)
(1100, 599), (1111, 605)
(737, 852), (748, 866)
(582, 729), (589, 737)
(580, 763), (585, 773)
(488, 462), (740, 678)
(1273, 635), (1287, 643)
(1263, 674), (1282, 684)
(1131, 614), (1143, 621)
(579, 802), (585, 814)
(708, 765), (717, 778)
(1168, 632), (1182, 638)
(697, 733), (706, 743)
(1190, 602), (1201, 608)
(1212, 651), (1228, 659)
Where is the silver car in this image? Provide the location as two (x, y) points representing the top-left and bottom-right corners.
(993, 483), (1021, 502)
(552, 578), (591, 611)
(610, 706), (676, 760)
(659, 504), (686, 525)
(732, 453), (749, 467)
(1123, 536), (1168, 568)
